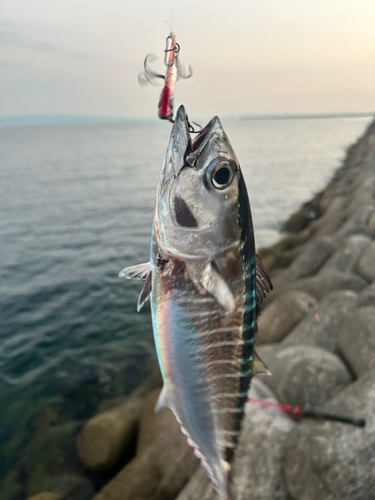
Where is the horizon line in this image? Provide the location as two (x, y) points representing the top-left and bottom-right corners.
(0, 111), (373, 128)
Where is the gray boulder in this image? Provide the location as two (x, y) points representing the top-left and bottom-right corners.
(336, 205), (375, 240)
(283, 290), (357, 353)
(257, 344), (353, 407)
(358, 241), (375, 281)
(309, 197), (348, 239)
(232, 402), (294, 500)
(93, 406), (198, 500)
(77, 369), (162, 471)
(283, 370), (375, 500)
(355, 281), (375, 307)
(176, 468), (215, 500)
(320, 235), (371, 275)
(268, 269), (366, 304)
(285, 237), (338, 281)
(257, 291), (317, 344)
(137, 388), (165, 454)
(338, 306), (375, 377)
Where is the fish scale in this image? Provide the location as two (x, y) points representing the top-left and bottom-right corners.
(119, 105), (272, 500)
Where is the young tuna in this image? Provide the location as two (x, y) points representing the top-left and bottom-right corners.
(120, 105), (272, 499)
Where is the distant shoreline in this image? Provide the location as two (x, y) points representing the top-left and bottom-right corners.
(241, 112), (374, 121)
(0, 112), (373, 128)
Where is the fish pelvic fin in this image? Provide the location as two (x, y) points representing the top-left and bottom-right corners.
(137, 272), (152, 311)
(119, 262), (152, 311)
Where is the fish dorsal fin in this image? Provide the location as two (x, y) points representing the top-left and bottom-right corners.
(137, 272), (152, 312)
(119, 262), (152, 280)
(186, 260), (235, 313)
(255, 254), (273, 315)
(155, 385), (174, 413)
(253, 349), (271, 376)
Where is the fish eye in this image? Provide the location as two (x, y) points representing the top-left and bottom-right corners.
(211, 161), (234, 190)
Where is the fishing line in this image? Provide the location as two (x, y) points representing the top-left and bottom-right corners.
(170, 0), (176, 33)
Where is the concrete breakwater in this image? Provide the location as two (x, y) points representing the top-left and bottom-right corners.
(31, 118), (375, 500)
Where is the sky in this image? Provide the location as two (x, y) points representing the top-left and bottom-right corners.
(1, 0), (375, 119)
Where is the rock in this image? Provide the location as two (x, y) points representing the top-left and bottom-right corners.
(320, 235), (371, 274)
(272, 247), (303, 270)
(137, 388), (164, 454)
(93, 407), (199, 500)
(282, 212), (313, 234)
(358, 241), (375, 281)
(27, 494), (62, 500)
(257, 345), (353, 407)
(154, 446), (201, 500)
(338, 306), (375, 377)
(310, 197), (348, 239)
(284, 237), (338, 281)
(336, 205), (375, 239)
(321, 196), (347, 218)
(176, 467), (215, 500)
(355, 281), (375, 308)
(257, 291), (317, 344)
(52, 474), (95, 500)
(272, 230), (311, 253)
(232, 403), (294, 500)
(26, 467), (94, 500)
(268, 269), (366, 305)
(282, 290), (357, 353)
(347, 176), (375, 215)
(282, 195), (321, 233)
(77, 369), (162, 472)
(259, 252), (276, 272)
(283, 369), (375, 500)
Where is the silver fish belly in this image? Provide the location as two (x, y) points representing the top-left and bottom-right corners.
(120, 105), (272, 500)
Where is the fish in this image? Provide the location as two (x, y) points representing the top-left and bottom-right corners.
(119, 105), (272, 499)
(138, 32), (192, 122)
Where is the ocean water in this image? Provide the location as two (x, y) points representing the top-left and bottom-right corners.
(0, 116), (371, 496)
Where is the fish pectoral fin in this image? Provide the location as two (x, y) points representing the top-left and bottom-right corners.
(137, 272), (152, 311)
(202, 261), (236, 313)
(253, 349), (272, 376)
(255, 254), (273, 315)
(186, 260), (235, 313)
(119, 262), (152, 280)
(155, 385), (174, 413)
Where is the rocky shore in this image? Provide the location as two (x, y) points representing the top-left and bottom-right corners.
(30, 118), (375, 500)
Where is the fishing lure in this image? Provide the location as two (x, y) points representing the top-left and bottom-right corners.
(138, 32), (192, 122)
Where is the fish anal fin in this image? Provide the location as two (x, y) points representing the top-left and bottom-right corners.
(253, 349), (272, 376)
(255, 254), (273, 315)
(137, 272), (152, 311)
(119, 262), (152, 280)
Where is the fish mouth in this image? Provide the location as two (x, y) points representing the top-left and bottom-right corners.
(166, 105), (191, 175)
(165, 105), (228, 175)
(185, 115), (227, 169)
